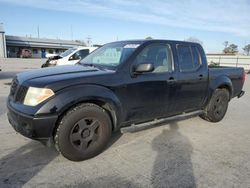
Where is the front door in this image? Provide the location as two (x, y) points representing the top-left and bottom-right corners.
(124, 43), (177, 123)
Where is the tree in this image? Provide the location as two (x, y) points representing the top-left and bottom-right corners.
(243, 44), (250, 56)
(185, 37), (203, 46)
(223, 41), (229, 49)
(223, 43), (238, 54)
(145, 36), (153, 40)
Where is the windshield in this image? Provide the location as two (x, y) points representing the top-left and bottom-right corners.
(60, 48), (77, 57)
(80, 42), (141, 69)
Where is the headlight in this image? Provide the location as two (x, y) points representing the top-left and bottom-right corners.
(50, 60), (58, 65)
(23, 87), (54, 106)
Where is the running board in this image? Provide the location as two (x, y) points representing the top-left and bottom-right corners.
(121, 110), (204, 133)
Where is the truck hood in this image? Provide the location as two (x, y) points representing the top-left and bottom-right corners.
(17, 65), (114, 90)
(46, 54), (60, 59)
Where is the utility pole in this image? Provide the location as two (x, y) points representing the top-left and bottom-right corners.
(37, 25), (40, 38)
(70, 25), (73, 41)
(86, 36), (92, 47)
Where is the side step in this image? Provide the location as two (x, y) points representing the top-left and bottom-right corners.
(121, 110), (203, 133)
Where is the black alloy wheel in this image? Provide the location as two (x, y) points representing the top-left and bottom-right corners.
(55, 103), (112, 161)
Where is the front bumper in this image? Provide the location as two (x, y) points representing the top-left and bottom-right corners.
(41, 62), (56, 68)
(7, 102), (58, 143)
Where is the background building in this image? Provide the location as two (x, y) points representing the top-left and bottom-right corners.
(0, 24), (86, 58)
(0, 24), (7, 58)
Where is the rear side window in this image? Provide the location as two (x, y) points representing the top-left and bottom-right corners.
(191, 46), (201, 68)
(177, 45), (201, 72)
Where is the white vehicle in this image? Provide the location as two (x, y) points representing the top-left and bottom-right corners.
(45, 53), (59, 58)
(41, 47), (98, 68)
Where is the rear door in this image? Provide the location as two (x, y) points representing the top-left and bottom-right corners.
(174, 44), (208, 113)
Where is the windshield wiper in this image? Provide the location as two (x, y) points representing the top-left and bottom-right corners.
(82, 63), (95, 67)
(80, 63), (107, 71)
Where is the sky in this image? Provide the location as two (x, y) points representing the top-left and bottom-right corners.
(0, 0), (250, 53)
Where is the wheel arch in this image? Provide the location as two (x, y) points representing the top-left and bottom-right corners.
(209, 75), (233, 100)
(53, 99), (119, 136)
(217, 84), (232, 99)
(36, 84), (124, 136)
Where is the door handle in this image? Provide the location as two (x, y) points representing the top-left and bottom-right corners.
(167, 77), (176, 84)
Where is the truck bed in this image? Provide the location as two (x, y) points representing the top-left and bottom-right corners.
(208, 66), (244, 98)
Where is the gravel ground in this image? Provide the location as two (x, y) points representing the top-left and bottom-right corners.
(0, 58), (250, 188)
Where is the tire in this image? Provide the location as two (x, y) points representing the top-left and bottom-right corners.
(41, 64), (46, 68)
(200, 88), (229, 122)
(54, 103), (112, 161)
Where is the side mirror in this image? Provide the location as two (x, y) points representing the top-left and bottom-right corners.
(134, 63), (154, 73)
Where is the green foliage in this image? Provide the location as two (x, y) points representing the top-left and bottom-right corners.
(223, 43), (238, 54)
(223, 41), (229, 48)
(243, 44), (250, 56)
(209, 61), (220, 66)
(145, 36), (153, 40)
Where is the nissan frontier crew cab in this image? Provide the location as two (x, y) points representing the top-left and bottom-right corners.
(7, 40), (245, 161)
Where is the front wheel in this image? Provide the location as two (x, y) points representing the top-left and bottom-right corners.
(200, 88), (229, 122)
(55, 103), (112, 161)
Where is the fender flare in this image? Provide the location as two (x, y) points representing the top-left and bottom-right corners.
(36, 84), (124, 131)
(209, 75), (233, 99)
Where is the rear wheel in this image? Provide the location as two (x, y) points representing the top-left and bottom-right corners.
(200, 88), (229, 122)
(55, 103), (112, 161)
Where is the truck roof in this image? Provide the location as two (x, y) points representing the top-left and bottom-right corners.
(108, 39), (202, 46)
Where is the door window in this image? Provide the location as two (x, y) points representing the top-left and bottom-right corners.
(191, 46), (202, 67)
(135, 44), (173, 73)
(78, 49), (90, 59)
(177, 45), (201, 71)
(70, 50), (90, 60)
(70, 52), (81, 60)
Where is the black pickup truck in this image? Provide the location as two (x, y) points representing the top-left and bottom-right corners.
(7, 40), (245, 161)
